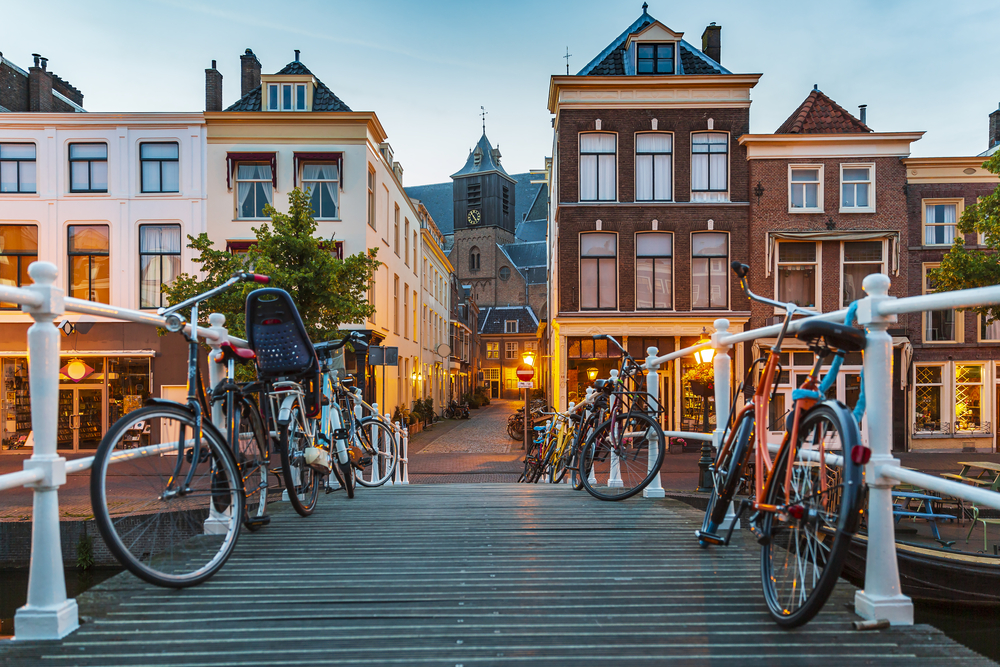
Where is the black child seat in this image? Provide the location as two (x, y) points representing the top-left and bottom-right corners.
(245, 288), (321, 418)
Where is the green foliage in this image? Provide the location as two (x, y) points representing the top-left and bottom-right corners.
(162, 188), (380, 342)
(411, 397), (435, 424)
(929, 152), (1000, 322)
(464, 391), (481, 409)
(76, 532), (94, 571)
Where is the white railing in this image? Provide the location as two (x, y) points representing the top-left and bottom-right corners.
(0, 262), (250, 641)
(640, 272), (1000, 626)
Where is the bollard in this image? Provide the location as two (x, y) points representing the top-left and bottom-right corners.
(643, 347), (665, 498)
(370, 403), (380, 484)
(204, 314), (233, 533)
(400, 425), (410, 484)
(607, 370), (623, 487)
(584, 389), (598, 486)
(712, 319), (738, 531)
(15, 262), (79, 640)
(854, 274), (913, 625)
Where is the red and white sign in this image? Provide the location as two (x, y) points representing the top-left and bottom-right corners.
(516, 365), (535, 381)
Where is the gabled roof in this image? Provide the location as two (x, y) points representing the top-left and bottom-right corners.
(224, 60), (352, 112)
(578, 9), (730, 77)
(405, 171), (544, 237)
(499, 241), (547, 285)
(478, 306), (539, 335)
(774, 87), (871, 134)
(451, 133), (513, 180)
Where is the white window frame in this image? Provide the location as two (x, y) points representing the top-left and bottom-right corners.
(839, 163), (875, 213)
(635, 231), (674, 311)
(922, 198), (964, 247)
(979, 314), (1000, 342)
(773, 241), (820, 312)
(300, 162), (339, 219)
(486, 342), (499, 359)
(912, 362), (992, 436)
(505, 320), (519, 334)
(840, 239), (886, 308)
(690, 132), (729, 203)
(578, 132), (617, 202)
(579, 231), (618, 311)
(913, 363), (947, 435)
(505, 341), (519, 360)
(922, 263), (960, 344)
(690, 231), (729, 310)
(787, 164), (824, 213)
(266, 82), (308, 111)
(634, 132), (673, 202)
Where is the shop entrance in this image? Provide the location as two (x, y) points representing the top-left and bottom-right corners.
(58, 387), (105, 451)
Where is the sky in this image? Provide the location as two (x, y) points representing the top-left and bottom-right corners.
(2, 0), (998, 186)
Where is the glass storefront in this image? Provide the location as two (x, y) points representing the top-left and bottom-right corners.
(2, 355), (151, 452)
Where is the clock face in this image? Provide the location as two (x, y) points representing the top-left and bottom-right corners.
(467, 209), (481, 226)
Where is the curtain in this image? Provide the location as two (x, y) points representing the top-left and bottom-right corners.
(709, 153), (727, 190)
(581, 134), (615, 152)
(691, 154), (708, 191)
(654, 154), (671, 200)
(140, 225), (180, 253)
(778, 265), (815, 307)
(635, 155), (652, 201)
(598, 154), (615, 200)
(598, 257), (616, 308)
(580, 155), (596, 200)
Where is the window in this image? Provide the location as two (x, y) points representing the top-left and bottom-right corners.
(955, 364), (984, 432)
(636, 232), (672, 310)
(923, 200), (960, 246)
(69, 143), (108, 193)
(505, 341), (519, 359)
(636, 43), (674, 74)
(469, 246), (481, 272)
(789, 165), (822, 212)
(394, 204), (400, 256)
(236, 163), (273, 219)
(842, 241), (883, 305)
(923, 264), (956, 342)
(367, 167), (376, 229)
(0, 225), (37, 308)
(403, 285), (409, 339)
(841, 164), (873, 212)
(486, 342), (499, 359)
(140, 143), (179, 193)
(914, 365), (943, 432)
(505, 320), (519, 334)
(914, 363), (988, 435)
(368, 279), (375, 322)
(301, 163), (338, 219)
(691, 232), (728, 309)
(0, 144), (36, 193)
(635, 133), (672, 201)
(413, 230), (418, 271)
(413, 290), (418, 342)
(579, 133), (616, 201)
(580, 233), (616, 310)
(393, 275), (399, 334)
(691, 133), (727, 201)
(267, 83), (307, 111)
(404, 218), (410, 265)
(980, 316), (1000, 342)
(776, 241), (817, 308)
(68, 225), (110, 303)
(499, 266), (511, 281)
(139, 225), (181, 309)
(525, 341), (537, 353)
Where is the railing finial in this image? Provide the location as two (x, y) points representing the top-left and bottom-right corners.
(862, 272), (890, 297)
(27, 261), (58, 285)
(208, 312), (226, 328)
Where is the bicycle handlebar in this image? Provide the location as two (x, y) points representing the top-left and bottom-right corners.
(158, 271), (272, 321)
(730, 262), (820, 319)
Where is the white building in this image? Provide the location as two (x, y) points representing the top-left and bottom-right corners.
(412, 200), (452, 414)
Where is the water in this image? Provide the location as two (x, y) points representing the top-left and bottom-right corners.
(915, 601), (1000, 661)
(0, 567), (121, 638)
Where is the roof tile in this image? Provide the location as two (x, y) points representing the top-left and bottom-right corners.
(775, 88), (871, 134)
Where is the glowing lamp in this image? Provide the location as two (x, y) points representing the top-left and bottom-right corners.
(521, 350), (535, 367)
(587, 367), (599, 381)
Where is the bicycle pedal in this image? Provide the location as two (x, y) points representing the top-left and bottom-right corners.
(695, 530), (725, 546)
(245, 515), (271, 529)
(748, 521), (770, 545)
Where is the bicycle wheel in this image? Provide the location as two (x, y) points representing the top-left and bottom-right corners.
(279, 401), (320, 517)
(551, 440), (570, 484)
(237, 396), (269, 528)
(700, 410), (754, 544)
(90, 404), (243, 588)
(337, 459), (356, 498)
(759, 402), (865, 628)
(580, 411), (665, 501)
(354, 417), (399, 487)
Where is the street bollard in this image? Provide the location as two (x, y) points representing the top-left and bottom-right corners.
(643, 347), (665, 498)
(400, 425), (410, 484)
(14, 262), (79, 640)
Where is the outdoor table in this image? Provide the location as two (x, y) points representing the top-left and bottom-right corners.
(941, 461), (1000, 493)
(892, 491), (955, 541)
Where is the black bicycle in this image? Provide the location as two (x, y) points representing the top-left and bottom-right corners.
(89, 272), (270, 588)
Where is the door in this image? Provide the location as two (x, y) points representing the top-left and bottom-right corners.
(58, 387), (105, 451)
(490, 380), (499, 399)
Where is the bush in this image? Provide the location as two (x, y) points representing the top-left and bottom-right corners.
(463, 391), (480, 409)
(411, 398), (434, 425)
(531, 388), (545, 401)
(474, 386), (491, 406)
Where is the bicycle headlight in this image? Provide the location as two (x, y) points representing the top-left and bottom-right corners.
(164, 313), (184, 333)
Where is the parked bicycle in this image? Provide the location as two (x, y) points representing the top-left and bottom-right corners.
(89, 271), (270, 587)
(695, 262), (870, 627)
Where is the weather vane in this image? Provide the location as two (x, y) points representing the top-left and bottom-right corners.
(480, 105), (488, 134)
(564, 47), (572, 75)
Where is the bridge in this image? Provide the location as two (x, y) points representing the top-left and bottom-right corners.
(1, 484), (987, 666)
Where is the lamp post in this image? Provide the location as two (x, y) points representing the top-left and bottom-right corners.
(520, 350), (536, 452)
(694, 333), (716, 493)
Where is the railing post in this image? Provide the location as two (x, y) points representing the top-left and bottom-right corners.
(643, 347), (665, 498)
(854, 273), (913, 625)
(203, 313), (232, 532)
(584, 388), (598, 486)
(15, 262), (79, 640)
(712, 319), (738, 530)
(607, 369), (623, 487)
(400, 425), (409, 484)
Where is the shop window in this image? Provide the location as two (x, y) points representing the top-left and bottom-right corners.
(915, 365), (943, 432)
(955, 364), (983, 432)
(691, 232), (728, 309)
(0, 225), (38, 309)
(636, 232), (672, 310)
(775, 241), (817, 309)
(68, 225), (110, 303)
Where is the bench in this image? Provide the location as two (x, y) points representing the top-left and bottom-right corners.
(941, 473), (993, 486)
(892, 491), (955, 541)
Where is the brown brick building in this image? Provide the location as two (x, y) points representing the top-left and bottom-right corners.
(546, 8), (759, 432)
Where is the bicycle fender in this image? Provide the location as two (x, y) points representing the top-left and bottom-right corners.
(276, 394), (297, 426)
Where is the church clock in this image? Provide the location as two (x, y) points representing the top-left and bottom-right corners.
(467, 209), (481, 226)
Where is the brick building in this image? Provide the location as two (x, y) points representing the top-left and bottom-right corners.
(546, 7), (759, 432)
(740, 87), (923, 450)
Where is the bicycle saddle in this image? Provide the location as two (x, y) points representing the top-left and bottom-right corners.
(212, 341), (256, 365)
(794, 320), (866, 354)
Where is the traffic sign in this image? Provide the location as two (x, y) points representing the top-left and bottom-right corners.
(516, 364), (535, 381)
(517, 381), (534, 389)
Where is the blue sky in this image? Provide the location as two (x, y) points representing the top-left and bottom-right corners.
(2, 0), (997, 185)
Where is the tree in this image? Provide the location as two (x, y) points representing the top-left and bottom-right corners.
(929, 151), (1000, 321)
(162, 188), (380, 342)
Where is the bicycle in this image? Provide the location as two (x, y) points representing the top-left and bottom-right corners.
(89, 271), (269, 587)
(313, 333), (367, 498)
(339, 384), (400, 487)
(695, 262), (871, 627)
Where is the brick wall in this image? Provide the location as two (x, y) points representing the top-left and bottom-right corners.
(452, 226), (515, 308)
(0, 60), (28, 112)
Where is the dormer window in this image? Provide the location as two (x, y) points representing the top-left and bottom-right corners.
(637, 43), (674, 74)
(266, 82), (308, 111)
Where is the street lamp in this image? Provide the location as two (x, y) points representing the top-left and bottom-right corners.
(587, 367), (599, 381)
(520, 349), (536, 452)
(522, 349), (535, 367)
(695, 328), (716, 493)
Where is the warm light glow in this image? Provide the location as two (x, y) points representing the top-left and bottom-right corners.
(522, 350), (535, 367)
(695, 344), (715, 365)
(59, 358), (95, 383)
(587, 367), (599, 381)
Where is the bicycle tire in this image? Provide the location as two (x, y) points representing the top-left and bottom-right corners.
(759, 401), (865, 628)
(700, 410), (754, 544)
(330, 458), (355, 498)
(237, 396), (269, 529)
(580, 411), (665, 501)
(354, 417), (399, 487)
(279, 401), (320, 517)
(90, 404), (243, 588)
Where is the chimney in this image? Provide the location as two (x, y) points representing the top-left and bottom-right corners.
(240, 48), (261, 98)
(990, 103), (1000, 149)
(205, 60), (223, 112)
(294, 49), (300, 62)
(859, 104), (867, 126)
(701, 23), (721, 64)
(28, 54), (53, 112)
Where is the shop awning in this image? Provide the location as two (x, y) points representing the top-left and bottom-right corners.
(765, 231), (900, 277)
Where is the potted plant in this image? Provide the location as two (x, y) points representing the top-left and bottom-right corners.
(683, 364), (715, 397)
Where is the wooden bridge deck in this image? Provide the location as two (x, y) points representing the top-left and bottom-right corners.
(0, 484), (992, 666)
